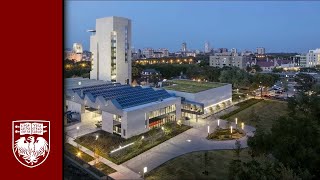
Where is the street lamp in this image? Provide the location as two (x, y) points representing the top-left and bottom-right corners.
(241, 122), (244, 130)
(260, 82), (263, 98)
(143, 167), (147, 178)
(230, 126), (233, 134)
(94, 135), (99, 164)
(217, 119), (220, 127)
(207, 125), (210, 136)
(235, 118), (238, 126)
(76, 126), (80, 138)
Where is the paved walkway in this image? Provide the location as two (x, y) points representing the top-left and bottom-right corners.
(67, 138), (142, 180)
(122, 119), (255, 174)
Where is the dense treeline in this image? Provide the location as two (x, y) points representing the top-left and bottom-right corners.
(133, 63), (279, 89)
(229, 91), (320, 179)
(64, 59), (91, 78)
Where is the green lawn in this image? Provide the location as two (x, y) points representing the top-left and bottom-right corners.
(94, 162), (116, 175)
(146, 149), (251, 180)
(226, 100), (288, 131)
(75, 122), (191, 164)
(65, 143), (94, 162)
(164, 79), (226, 93)
(220, 98), (263, 119)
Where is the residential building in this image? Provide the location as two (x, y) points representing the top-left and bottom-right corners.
(231, 48), (237, 55)
(218, 48), (228, 53)
(134, 57), (195, 65)
(158, 48), (169, 57)
(140, 69), (162, 86)
(306, 48), (320, 67)
(142, 48), (154, 59)
(89, 16), (132, 85)
(256, 47), (266, 55)
(209, 55), (249, 69)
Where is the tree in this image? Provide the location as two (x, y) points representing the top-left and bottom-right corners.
(252, 65), (262, 72)
(294, 73), (316, 93)
(234, 140), (242, 160)
(247, 94), (320, 177)
(219, 67), (252, 88)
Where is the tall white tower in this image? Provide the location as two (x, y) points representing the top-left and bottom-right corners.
(90, 16), (132, 85)
(182, 42), (187, 52)
(204, 42), (211, 53)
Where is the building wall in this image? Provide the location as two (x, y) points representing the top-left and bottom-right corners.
(210, 56), (247, 69)
(101, 111), (114, 134)
(306, 49), (320, 67)
(122, 97), (181, 138)
(66, 100), (85, 113)
(90, 16), (131, 84)
(166, 84), (232, 112)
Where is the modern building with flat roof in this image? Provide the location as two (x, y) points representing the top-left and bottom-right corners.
(162, 79), (232, 120)
(210, 55), (249, 69)
(65, 78), (181, 139)
(90, 16), (132, 85)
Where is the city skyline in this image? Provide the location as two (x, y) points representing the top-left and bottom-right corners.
(65, 1), (320, 53)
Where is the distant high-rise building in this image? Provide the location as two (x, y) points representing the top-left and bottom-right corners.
(142, 48), (154, 58)
(182, 42), (187, 52)
(231, 48), (237, 54)
(73, 43), (83, 54)
(218, 48), (228, 53)
(204, 42), (211, 53)
(158, 48), (169, 57)
(90, 16), (131, 84)
(256, 47), (265, 55)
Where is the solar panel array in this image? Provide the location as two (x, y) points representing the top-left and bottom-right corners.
(72, 83), (172, 109)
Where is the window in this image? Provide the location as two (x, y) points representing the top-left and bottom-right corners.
(123, 129), (126, 136)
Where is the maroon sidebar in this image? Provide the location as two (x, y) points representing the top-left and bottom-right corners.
(0, 0), (63, 179)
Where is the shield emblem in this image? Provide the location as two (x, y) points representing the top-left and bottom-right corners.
(12, 120), (50, 168)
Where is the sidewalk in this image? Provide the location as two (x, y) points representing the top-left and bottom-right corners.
(122, 119), (255, 174)
(67, 138), (142, 180)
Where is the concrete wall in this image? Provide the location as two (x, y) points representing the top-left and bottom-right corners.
(101, 111), (113, 134)
(66, 100), (84, 113)
(122, 97), (181, 138)
(166, 84), (232, 109)
(90, 16), (131, 84)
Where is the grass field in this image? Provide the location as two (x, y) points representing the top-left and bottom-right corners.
(226, 100), (288, 131)
(146, 149), (251, 180)
(164, 80), (226, 93)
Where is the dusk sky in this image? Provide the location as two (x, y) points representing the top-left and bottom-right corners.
(65, 1), (320, 53)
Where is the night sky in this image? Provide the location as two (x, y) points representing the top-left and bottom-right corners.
(65, 1), (320, 53)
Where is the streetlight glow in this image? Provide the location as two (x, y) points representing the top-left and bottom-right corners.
(76, 126), (79, 130)
(218, 119), (220, 127)
(95, 135), (99, 140)
(207, 125), (210, 134)
(235, 118), (238, 125)
(230, 126), (233, 134)
(241, 122), (244, 130)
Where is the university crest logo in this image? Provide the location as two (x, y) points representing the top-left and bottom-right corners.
(12, 120), (50, 168)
